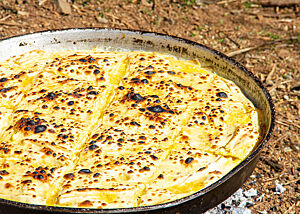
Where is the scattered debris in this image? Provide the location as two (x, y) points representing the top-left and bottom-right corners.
(205, 188), (264, 214)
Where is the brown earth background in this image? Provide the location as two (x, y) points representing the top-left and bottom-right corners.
(0, 0), (299, 213)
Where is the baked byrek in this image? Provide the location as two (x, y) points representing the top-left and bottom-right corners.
(0, 50), (260, 208)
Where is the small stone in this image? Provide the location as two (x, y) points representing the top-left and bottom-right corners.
(275, 180), (286, 194)
(56, 0), (72, 15)
(96, 16), (108, 23)
(244, 188), (257, 197)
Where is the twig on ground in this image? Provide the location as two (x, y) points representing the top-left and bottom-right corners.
(226, 47), (257, 57)
(269, 79), (293, 92)
(283, 178), (300, 186)
(226, 36), (299, 57)
(271, 132), (289, 145)
(0, 21), (22, 27)
(260, 0), (300, 7)
(217, 0), (240, 5)
(222, 32), (240, 48)
(0, 15), (11, 22)
(276, 120), (300, 129)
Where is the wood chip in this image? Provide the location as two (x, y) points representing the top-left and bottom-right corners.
(39, 0), (48, 6)
(55, 0), (72, 15)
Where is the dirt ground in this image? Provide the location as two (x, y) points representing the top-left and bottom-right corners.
(0, 0), (299, 213)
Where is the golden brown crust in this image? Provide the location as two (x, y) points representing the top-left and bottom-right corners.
(0, 50), (260, 208)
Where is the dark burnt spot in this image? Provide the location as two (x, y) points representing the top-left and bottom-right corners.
(0, 78), (8, 82)
(46, 92), (57, 100)
(185, 157), (194, 164)
(24, 126), (31, 131)
(37, 175), (44, 180)
(15, 109), (28, 113)
(79, 200), (93, 207)
(21, 180), (32, 184)
(34, 125), (47, 134)
(88, 57), (96, 63)
(93, 69), (100, 75)
(141, 79), (149, 84)
(216, 92), (228, 98)
(0, 148), (9, 154)
(198, 166), (207, 171)
(140, 57), (145, 61)
(79, 58), (87, 63)
(150, 155), (158, 160)
(118, 86), (125, 90)
(147, 105), (165, 113)
(144, 71), (156, 75)
(131, 78), (140, 83)
(143, 166), (150, 171)
(26, 119), (37, 126)
(88, 91), (98, 95)
(216, 98), (222, 101)
(168, 71), (176, 75)
(117, 138), (124, 143)
(88, 144), (99, 151)
(78, 169), (92, 174)
(158, 174), (164, 179)
(63, 173), (75, 179)
(0, 87), (14, 93)
(93, 173), (100, 178)
(130, 93), (144, 101)
(67, 101), (74, 106)
(139, 108), (146, 112)
(130, 121), (141, 126)
(4, 183), (12, 189)
(149, 125), (155, 129)
(0, 170), (9, 175)
(147, 105), (174, 114)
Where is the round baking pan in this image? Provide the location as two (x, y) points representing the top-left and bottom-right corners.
(0, 28), (275, 214)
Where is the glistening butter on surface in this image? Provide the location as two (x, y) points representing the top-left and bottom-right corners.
(0, 49), (260, 208)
